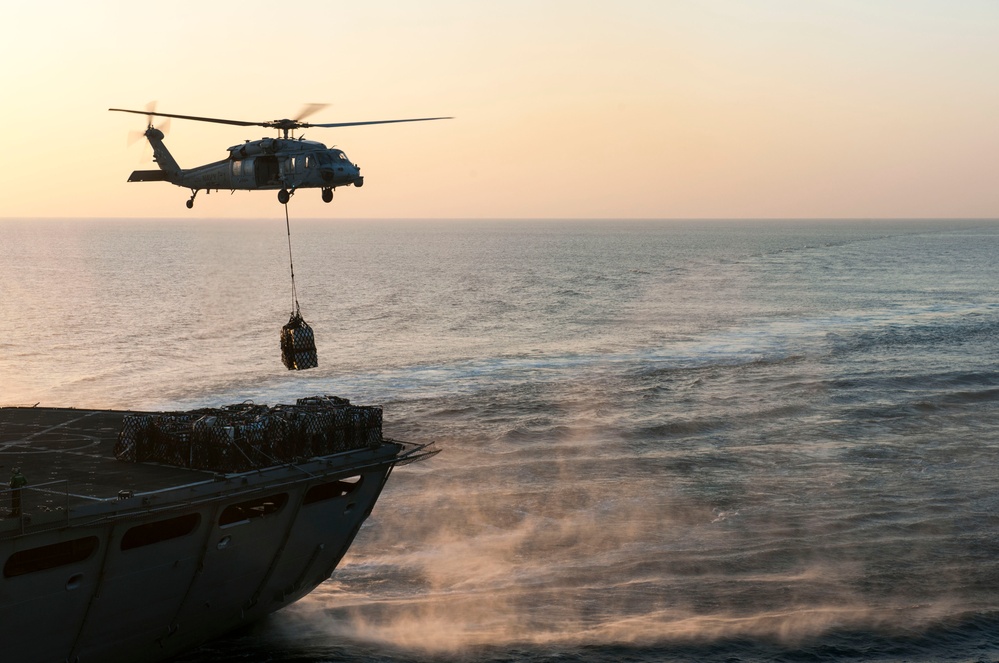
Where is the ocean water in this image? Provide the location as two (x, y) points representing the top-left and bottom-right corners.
(2, 218), (998, 662)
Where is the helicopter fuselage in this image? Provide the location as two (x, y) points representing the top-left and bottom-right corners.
(222, 138), (363, 191)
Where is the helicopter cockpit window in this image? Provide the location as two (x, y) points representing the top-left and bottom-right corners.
(316, 153), (333, 167)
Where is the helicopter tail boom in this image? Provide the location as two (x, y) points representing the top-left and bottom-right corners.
(143, 127), (182, 179)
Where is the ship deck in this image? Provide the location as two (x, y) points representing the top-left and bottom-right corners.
(0, 407), (217, 518)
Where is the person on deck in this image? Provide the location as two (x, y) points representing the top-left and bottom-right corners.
(9, 468), (27, 517)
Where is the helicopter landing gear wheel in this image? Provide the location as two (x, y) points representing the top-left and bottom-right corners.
(322, 188), (333, 203)
(186, 190), (199, 209)
(278, 189), (290, 205)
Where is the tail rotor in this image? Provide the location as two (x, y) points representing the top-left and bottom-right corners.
(127, 101), (170, 161)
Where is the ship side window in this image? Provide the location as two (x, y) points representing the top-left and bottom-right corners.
(121, 513), (201, 551)
(232, 160), (242, 177)
(219, 492), (290, 527)
(4, 537), (99, 578)
(303, 475), (364, 505)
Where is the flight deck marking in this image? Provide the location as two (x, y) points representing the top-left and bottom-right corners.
(0, 411), (104, 452)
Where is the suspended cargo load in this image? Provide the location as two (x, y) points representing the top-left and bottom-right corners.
(280, 310), (318, 370)
(277, 201), (319, 370)
(114, 396), (383, 473)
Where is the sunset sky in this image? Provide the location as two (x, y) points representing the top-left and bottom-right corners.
(1, 0), (998, 219)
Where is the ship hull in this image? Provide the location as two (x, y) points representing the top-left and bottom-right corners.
(0, 406), (433, 663)
(1, 464), (391, 663)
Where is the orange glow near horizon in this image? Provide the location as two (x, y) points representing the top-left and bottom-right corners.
(1, 1), (998, 219)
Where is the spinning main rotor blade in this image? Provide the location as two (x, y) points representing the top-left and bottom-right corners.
(109, 108), (257, 127)
(294, 103), (330, 122)
(109, 108), (452, 130)
(304, 117), (452, 128)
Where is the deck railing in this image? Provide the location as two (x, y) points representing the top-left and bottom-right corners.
(0, 480), (110, 532)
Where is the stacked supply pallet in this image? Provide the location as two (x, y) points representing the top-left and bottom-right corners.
(114, 396), (383, 473)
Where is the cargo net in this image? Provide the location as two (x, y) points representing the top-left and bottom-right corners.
(114, 396), (383, 474)
(280, 311), (318, 370)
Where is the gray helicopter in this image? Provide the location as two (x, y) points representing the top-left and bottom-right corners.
(110, 104), (451, 208)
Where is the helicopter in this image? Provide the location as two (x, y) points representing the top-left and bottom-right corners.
(110, 105), (451, 208)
